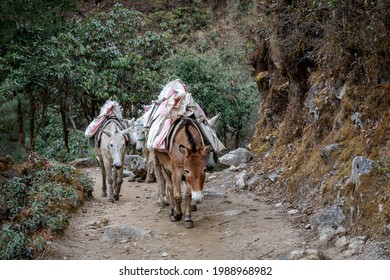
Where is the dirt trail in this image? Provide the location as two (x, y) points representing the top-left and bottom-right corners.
(45, 167), (317, 260)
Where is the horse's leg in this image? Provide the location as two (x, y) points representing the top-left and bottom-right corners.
(114, 166), (124, 200)
(154, 154), (168, 207)
(171, 172), (183, 221)
(99, 156), (107, 197)
(145, 149), (156, 183)
(104, 162), (114, 203)
(160, 167), (181, 221)
(183, 183), (193, 229)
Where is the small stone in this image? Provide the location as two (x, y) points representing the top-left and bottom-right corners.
(162, 252), (169, 257)
(267, 173), (278, 182)
(287, 209), (299, 215)
(305, 224), (311, 229)
(335, 236), (348, 248)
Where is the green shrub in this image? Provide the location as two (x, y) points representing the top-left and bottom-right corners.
(0, 161), (93, 259)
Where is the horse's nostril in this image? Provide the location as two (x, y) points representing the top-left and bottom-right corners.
(114, 164), (122, 170)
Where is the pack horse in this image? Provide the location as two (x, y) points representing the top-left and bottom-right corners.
(136, 79), (225, 228)
(85, 100), (135, 202)
(155, 117), (211, 228)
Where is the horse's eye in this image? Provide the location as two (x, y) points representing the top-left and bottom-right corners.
(184, 170), (189, 174)
(203, 168), (207, 173)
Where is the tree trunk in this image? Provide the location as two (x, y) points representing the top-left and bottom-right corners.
(29, 93), (35, 151)
(17, 98), (25, 149)
(60, 104), (69, 152)
(68, 107), (86, 158)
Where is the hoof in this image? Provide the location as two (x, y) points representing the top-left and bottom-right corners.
(108, 197), (114, 203)
(114, 195), (119, 201)
(169, 210), (182, 222)
(145, 178), (156, 183)
(191, 204), (197, 211)
(157, 200), (167, 208)
(184, 220), (193, 228)
(184, 216), (193, 229)
(101, 192), (107, 197)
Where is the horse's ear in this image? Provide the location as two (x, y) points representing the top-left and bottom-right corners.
(127, 118), (135, 127)
(179, 145), (190, 157)
(103, 130), (112, 137)
(121, 127), (136, 144)
(121, 127), (132, 135)
(207, 113), (221, 128)
(201, 145), (211, 156)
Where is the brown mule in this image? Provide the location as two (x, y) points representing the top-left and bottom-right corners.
(155, 117), (210, 228)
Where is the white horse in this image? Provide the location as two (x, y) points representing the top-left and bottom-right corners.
(95, 118), (136, 202)
(132, 117), (157, 185)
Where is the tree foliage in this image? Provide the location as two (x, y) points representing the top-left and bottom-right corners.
(0, 3), (173, 161)
(162, 47), (259, 148)
(1, 1), (259, 159)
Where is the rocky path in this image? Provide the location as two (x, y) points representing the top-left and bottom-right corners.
(44, 166), (318, 260)
(44, 163), (388, 260)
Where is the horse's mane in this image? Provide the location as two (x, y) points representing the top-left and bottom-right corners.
(182, 119), (198, 153)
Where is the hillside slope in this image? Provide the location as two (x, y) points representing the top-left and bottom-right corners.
(247, 0), (389, 243)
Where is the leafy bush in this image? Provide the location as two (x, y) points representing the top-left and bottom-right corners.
(34, 106), (93, 162)
(0, 161), (93, 259)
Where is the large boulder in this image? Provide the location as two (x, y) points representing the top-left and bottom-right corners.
(124, 155), (147, 180)
(351, 156), (377, 184)
(219, 148), (254, 167)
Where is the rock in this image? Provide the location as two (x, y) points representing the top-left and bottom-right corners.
(234, 172), (256, 190)
(217, 210), (245, 217)
(287, 249), (326, 260)
(228, 165), (239, 172)
(247, 175), (260, 187)
(234, 175), (246, 190)
(351, 156), (377, 184)
(69, 157), (94, 168)
(351, 112), (363, 128)
(103, 225), (152, 242)
(385, 223), (390, 236)
(345, 236), (367, 257)
(311, 205), (345, 229)
(320, 143), (341, 163)
(123, 170), (134, 178)
(287, 209), (299, 215)
(336, 84), (347, 99)
(266, 173), (278, 182)
(219, 148), (254, 167)
(335, 236), (348, 248)
(318, 225), (337, 244)
(311, 205), (346, 244)
(124, 155), (147, 180)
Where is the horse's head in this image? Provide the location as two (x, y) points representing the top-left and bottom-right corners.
(103, 123), (134, 170)
(132, 117), (146, 152)
(179, 144), (211, 204)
